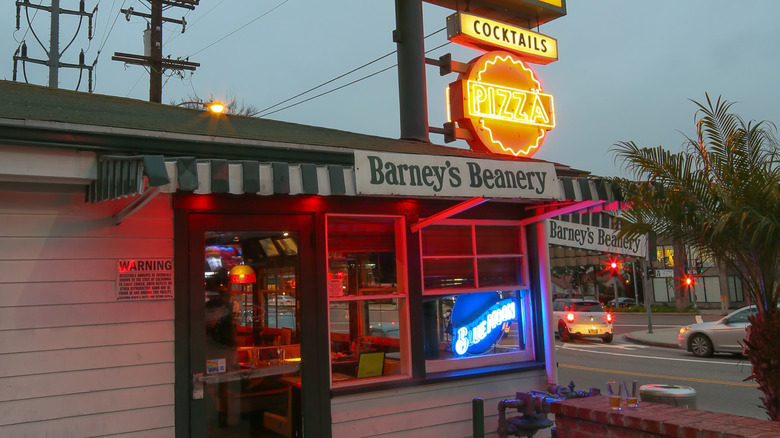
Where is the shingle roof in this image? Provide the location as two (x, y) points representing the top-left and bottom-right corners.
(0, 80), (589, 176)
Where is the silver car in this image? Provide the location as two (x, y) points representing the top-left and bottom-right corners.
(678, 305), (773, 357)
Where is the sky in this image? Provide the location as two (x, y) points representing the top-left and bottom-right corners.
(4, 1), (780, 178)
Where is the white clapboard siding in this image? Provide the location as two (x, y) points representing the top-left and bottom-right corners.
(0, 363), (174, 401)
(0, 188), (175, 437)
(0, 406), (175, 438)
(331, 370), (547, 438)
(0, 321), (173, 353)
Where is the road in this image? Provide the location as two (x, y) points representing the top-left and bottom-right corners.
(554, 312), (767, 420)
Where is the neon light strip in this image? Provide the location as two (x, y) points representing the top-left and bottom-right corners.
(453, 298), (517, 355)
(467, 80), (554, 128)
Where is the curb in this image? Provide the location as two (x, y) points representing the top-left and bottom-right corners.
(623, 332), (678, 349)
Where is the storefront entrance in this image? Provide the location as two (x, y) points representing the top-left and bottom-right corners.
(186, 213), (317, 438)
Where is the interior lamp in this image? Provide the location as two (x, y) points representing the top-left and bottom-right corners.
(229, 264), (256, 284)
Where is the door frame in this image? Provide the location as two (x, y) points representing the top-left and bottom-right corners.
(174, 209), (331, 437)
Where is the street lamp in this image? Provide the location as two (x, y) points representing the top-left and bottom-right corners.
(175, 100), (225, 114)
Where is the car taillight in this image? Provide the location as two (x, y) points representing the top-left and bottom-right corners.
(567, 313), (574, 322)
(607, 313), (612, 323)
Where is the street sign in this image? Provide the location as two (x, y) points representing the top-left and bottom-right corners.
(653, 269), (673, 278)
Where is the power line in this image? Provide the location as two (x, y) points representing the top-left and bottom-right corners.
(187, 0), (288, 57)
(257, 28), (447, 116)
(257, 50), (397, 115)
(98, 0), (130, 54)
(258, 64), (397, 118)
(165, 0), (223, 45)
(257, 35), (451, 118)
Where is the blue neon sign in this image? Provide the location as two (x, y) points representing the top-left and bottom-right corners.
(451, 295), (516, 356)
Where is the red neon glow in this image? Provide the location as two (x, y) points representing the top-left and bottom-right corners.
(118, 259), (136, 273)
(449, 51), (555, 158)
(607, 313), (612, 323)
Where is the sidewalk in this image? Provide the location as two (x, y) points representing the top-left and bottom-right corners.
(624, 327), (681, 348)
(623, 309), (725, 349)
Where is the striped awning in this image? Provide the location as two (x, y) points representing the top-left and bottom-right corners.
(89, 155), (355, 202)
(89, 155), (619, 205)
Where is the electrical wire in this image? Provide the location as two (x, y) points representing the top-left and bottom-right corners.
(258, 27), (446, 115)
(25, 5), (49, 56)
(126, 69), (147, 96)
(187, 0), (288, 58)
(257, 63), (397, 118)
(165, 0), (225, 45)
(13, 0), (43, 44)
(60, 16), (84, 56)
(96, 0), (130, 58)
(257, 32), (451, 118)
(257, 50), (397, 115)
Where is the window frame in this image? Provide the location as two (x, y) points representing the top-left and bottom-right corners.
(419, 219), (536, 373)
(325, 214), (411, 387)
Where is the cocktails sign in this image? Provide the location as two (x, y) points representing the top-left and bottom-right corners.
(449, 51), (555, 157)
(447, 12), (558, 64)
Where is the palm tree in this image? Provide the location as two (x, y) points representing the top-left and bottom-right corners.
(609, 95), (780, 420)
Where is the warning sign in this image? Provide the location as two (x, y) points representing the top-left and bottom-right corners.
(116, 258), (174, 301)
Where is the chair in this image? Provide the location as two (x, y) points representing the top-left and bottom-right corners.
(356, 352), (385, 378)
(263, 395), (294, 438)
(280, 327), (293, 345)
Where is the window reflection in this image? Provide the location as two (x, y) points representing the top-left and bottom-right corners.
(327, 215), (408, 384)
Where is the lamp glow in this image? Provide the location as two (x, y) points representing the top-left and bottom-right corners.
(175, 100), (225, 114)
(229, 264), (256, 284)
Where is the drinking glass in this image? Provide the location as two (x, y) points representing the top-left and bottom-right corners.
(625, 380), (639, 407)
(606, 380), (622, 410)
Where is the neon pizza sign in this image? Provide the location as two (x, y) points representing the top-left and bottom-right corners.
(449, 51), (555, 158)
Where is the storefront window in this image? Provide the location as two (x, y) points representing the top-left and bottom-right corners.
(728, 276), (744, 303)
(420, 221), (534, 373)
(656, 245), (674, 267)
(327, 215), (409, 385)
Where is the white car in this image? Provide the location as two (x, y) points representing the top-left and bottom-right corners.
(678, 305), (776, 357)
(553, 298), (613, 343)
(269, 294), (295, 307)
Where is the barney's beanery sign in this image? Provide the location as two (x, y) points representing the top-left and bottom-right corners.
(354, 151), (559, 199)
(546, 218), (648, 258)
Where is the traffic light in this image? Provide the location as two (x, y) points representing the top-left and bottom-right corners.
(607, 256), (622, 277)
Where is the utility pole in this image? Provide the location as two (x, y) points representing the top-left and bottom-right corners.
(13, 0), (97, 90)
(394, 0), (429, 142)
(48, 0), (59, 87)
(112, 0), (200, 103)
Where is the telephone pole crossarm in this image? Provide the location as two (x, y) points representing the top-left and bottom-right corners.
(112, 52), (199, 71)
(120, 8), (186, 27)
